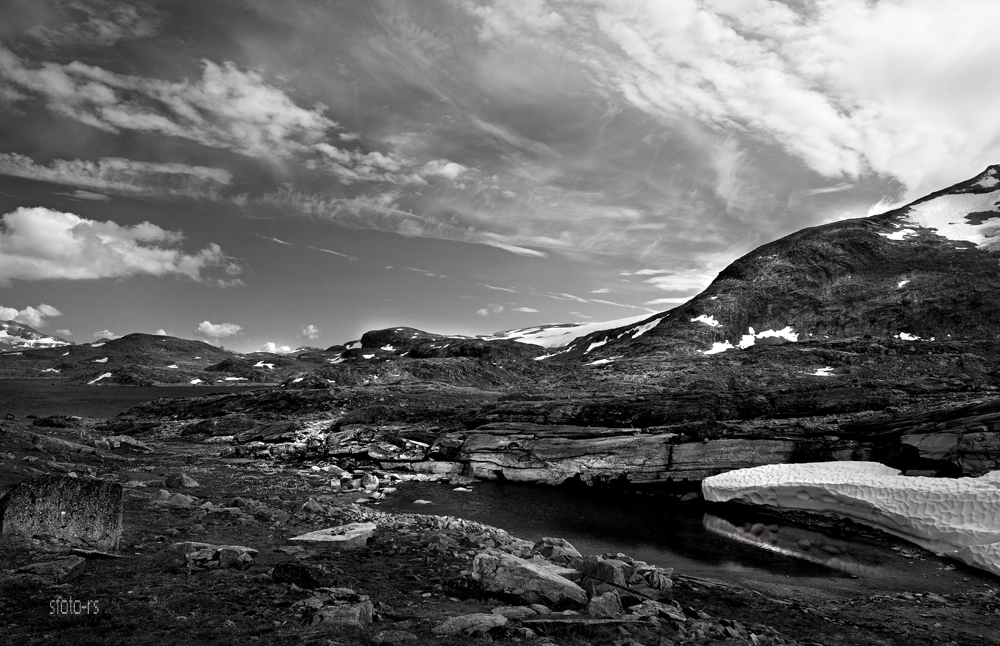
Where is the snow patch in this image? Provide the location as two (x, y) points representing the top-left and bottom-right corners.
(628, 317), (665, 339)
(362, 354), (375, 359)
(189, 378), (203, 384)
(703, 462), (1000, 577)
(897, 280), (909, 288)
(253, 361), (274, 369)
(223, 376), (246, 381)
(40, 368), (60, 373)
(380, 344), (395, 351)
(87, 372), (112, 385)
(881, 228), (916, 241)
(166, 364), (178, 369)
(811, 367), (835, 377)
(292, 377), (303, 383)
(93, 357), (108, 363)
(585, 357), (617, 366)
(898, 332), (920, 341)
(91, 342), (106, 348)
(485, 313), (653, 348)
(585, 339), (608, 354)
(345, 341), (361, 349)
(738, 326), (798, 349)
(62, 352), (69, 356)
(703, 341), (734, 355)
(902, 188), (1000, 245)
(691, 314), (721, 327)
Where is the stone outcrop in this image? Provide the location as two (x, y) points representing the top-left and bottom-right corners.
(0, 474), (123, 550)
(170, 542), (259, 570)
(288, 522), (376, 549)
(471, 550), (588, 608)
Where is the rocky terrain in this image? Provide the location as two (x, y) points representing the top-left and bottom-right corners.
(3, 167), (1000, 644)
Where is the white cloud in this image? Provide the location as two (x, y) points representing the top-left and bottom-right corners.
(0, 303), (62, 328)
(513, 307), (539, 313)
(590, 288), (610, 294)
(0, 207), (238, 286)
(646, 297), (692, 306)
(299, 324), (320, 340)
(457, 0), (1000, 198)
(259, 342), (292, 353)
(24, 1), (162, 48)
(643, 269), (717, 293)
(0, 49), (334, 159)
(93, 329), (119, 339)
(154, 329), (168, 336)
(196, 320), (242, 338)
(477, 303), (505, 316)
(0, 154), (232, 200)
(421, 160), (470, 180)
(56, 329), (72, 337)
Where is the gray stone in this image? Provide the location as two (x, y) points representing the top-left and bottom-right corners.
(165, 473), (200, 488)
(472, 550), (588, 608)
(587, 591), (623, 618)
(491, 605), (538, 619)
(432, 613), (508, 636)
(0, 474), (122, 550)
(580, 556), (629, 587)
(372, 629), (418, 644)
(532, 537), (583, 564)
(170, 542), (258, 570)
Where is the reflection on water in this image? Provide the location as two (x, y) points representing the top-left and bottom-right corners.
(378, 480), (913, 580)
(702, 513), (887, 578)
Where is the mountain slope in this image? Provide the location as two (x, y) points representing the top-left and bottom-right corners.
(0, 321), (70, 351)
(561, 165), (1000, 360)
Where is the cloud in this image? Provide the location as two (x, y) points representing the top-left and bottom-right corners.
(0, 49), (335, 159)
(93, 329), (119, 339)
(23, 0), (162, 48)
(258, 342), (292, 353)
(299, 324), (320, 340)
(512, 307), (539, 313)
(56, 329), (72, 337)
(255, 234), (293, 246)
(568, 311), (594, 320)
(63, 190), (110, 201)
(642, 269), (718, 293)
(421, 160), (470, 180)
(590, 288), (610, 294)
(196, 321), (242, 338)
(0, 154), (232, 200)
(0, 207), (238, 286)
(153, 329), (168, 336)
(476, 303), (504, 316)
(0, 303), (62, 328)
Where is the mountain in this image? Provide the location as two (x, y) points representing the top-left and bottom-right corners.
(482, 313), (654, 348)
(0, 321), (71, 351)
(561, 165), (1000, 361)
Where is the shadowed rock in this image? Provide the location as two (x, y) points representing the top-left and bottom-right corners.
(0, 474), (122, 550)
(471, 550), (587, 608)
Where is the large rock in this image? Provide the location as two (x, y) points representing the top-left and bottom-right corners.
(532, 537), (582, 564)
(165, 473), (200, 488)
(471, 550), (587, 608)
(0, 474), (122, 550)
(587, 591), (623, 618)
(170, 541), (258, 570)
(288, 522), (376, 549)
(311, 600), (374, 629)
(11, 556), (87, 584)
(272, 560), (336, 589)
(432, 613), (508, 636)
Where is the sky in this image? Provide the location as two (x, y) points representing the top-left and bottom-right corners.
(2, 0), (1000, 352)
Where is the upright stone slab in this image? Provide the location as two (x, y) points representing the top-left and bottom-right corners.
(0, 474), (123, 550)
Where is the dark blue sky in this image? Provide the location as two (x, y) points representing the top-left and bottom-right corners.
(0, 0), (996, 351)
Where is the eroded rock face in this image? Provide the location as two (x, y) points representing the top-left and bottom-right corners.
(0, 474), (122, 550)
(471, 550), (587, 608)
(703, 461), (1000, 576)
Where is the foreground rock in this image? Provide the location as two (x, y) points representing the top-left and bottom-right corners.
(432, 613), (508, 636)
(471, 550), (587, 608)
(9, 556), (87, 585)
(703, 461), (1000, 576)
(170, 541), (259, 570)
(288, 522), (376, 549)
(0, 474), (122, 550)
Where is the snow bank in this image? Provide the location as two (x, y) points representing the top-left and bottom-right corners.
(485, 313), (653, 348)
(87, 372), (112, 385)
(691, 314), (721, 327)
(702, 461), (1000, 576)
(903, 188), (1000, 245)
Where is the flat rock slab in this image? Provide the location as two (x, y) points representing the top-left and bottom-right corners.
(288, 522), (376, 549)
(432, 613), (508, 636)
(0, 474), (122, 551)
(12, 556), (86, 584)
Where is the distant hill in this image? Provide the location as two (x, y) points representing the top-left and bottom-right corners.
(0, 321), (70, 351)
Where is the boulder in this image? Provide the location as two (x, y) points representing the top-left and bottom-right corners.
(300, 498), (326, 514)
(432, 613), (508, 636)
(272, 561), (336, 589)
(0, 474), (122, 550)
(311, 600), (374, 629)
(165, 473), (200, 488)
(471, 550), (587, 608)
(361, 473), (380, 491)
(587, 591), (623, 618)
(532, 537), (583, 564)
(491, 606), (538, 619)
(288, 522), (376, 549)
(579, 556), (629, 587)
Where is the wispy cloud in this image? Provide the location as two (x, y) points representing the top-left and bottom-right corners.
(512, 306), (538, 313)
(0, 207), (238, 286)
(23, 0), (162, 48)
(476, 303), (504, 316)
(0, 154), (232, 200)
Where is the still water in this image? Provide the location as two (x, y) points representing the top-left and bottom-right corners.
(379, 479), (909, 580)
(0, 379), (262, 420)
